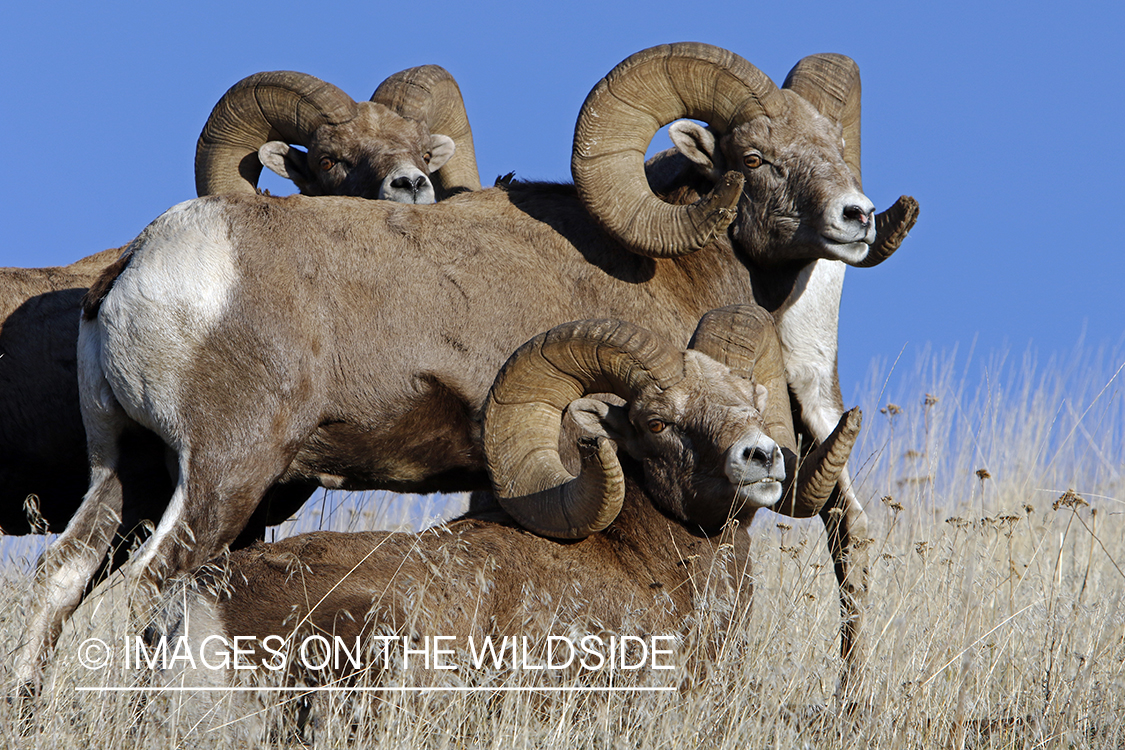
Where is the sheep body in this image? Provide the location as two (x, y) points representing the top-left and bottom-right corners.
(17, 44), (911, 691)
(0, 67), (475, 535)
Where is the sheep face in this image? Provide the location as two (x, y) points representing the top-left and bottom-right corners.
(196, 67), (478, 200)
(258, 102), (455, 203)
(669, 95), (874, 268)
(567, 351), (783, 530)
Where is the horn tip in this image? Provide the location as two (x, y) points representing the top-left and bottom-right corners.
(855, 194), (920, 267)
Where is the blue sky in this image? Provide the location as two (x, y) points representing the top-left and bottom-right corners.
(2, 0), (1122, 399)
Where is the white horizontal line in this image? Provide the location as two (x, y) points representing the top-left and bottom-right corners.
(76, 686), (675, 693)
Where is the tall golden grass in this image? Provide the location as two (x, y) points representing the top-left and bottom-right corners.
(2, 341), (1122, 748)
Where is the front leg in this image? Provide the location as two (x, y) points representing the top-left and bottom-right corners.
(773, 259), (870, 699)
(818, 475), (869, 701)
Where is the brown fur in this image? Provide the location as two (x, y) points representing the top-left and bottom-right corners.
(21, 81), (892, 692)
(276, 103), (447, 200)
(49, 179), (816, 596)
(0, 247), (123, 533)
(202, 485), (751, 672)
(80, 249), (133, 321)
(1, 94), (464, 537)
(178, 335), (788, 682)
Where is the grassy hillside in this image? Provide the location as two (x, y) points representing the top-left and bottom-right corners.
(2, 343), (1121, 748)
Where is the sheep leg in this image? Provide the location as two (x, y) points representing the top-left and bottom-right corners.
(794, 408), (871, 702)
(775, 415), (871, 698)
(13, 401), (130, 692)
(774, 259), (871, 700)
(818, 469), (869, 702)
(122, 442), (294, 604)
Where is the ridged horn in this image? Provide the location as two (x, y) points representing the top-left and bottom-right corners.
(687, 305), (796, 453)
(195, 71), (359, 196)
(371, 65), (481, 198)
(483, 320), (683, 538)
(783, 54), (919, 267)
(783, 54), (862, 188)
(793, 408), (862, 509)
(688, 304), (860, 517)
(573, 42), (786, 258)
(857, 195), (920, 267)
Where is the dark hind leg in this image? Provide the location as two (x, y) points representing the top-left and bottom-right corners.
(232, 481), (318, 549)
(787, 393), (871, 704)
(122, 423), (305, 598)
(820, 474), (870, 704)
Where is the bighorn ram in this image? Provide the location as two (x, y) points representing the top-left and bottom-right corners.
(197, 66), (480, 202)
(166, 308), (861, 696)
(0, 66), (477, 536)
(17, 44), (916, 693)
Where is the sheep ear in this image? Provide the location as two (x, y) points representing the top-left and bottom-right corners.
(426, 134), (456, 173)
(754, 383), (769, 414)
(567, 397), (633, 444)
(259, 141), (314, 189)
(668, 120), (723, 180)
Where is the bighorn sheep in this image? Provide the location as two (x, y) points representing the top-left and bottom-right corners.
(167, 308), (861, 693)
(17, 44), (916, 693)
(197, 66), (480, 202)
(0, 66), (477, 536)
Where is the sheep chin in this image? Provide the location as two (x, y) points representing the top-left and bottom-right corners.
(818, 237), (871, 264)
(735, 477), (783, 509)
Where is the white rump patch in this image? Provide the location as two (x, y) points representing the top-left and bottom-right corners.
(94, 199), (238, 443)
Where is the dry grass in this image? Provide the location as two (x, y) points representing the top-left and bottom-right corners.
(2, 342), (1122, 748)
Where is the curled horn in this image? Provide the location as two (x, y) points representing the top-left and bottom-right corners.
(687, 304), (860, 517)
(688, 305), (797, 453)
(573, 42), (786, 259)
(784, 54), (919, 267)
(794, 407), (863, 511)
(195, 71), (359, 196)
(855, 195), (919, 267)
(371, 65), (481, 198)
(482, 320), (683, 538)
(783, 54), (862, 184)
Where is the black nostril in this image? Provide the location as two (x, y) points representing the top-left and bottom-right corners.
(391, 176), (428, 195)
(843, 204), (870, 226)
(743, 445), (771, 467)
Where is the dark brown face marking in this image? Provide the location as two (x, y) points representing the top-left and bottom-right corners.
(625, 353), (769, 527)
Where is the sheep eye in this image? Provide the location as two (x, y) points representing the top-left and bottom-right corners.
(423, 152), (432, 164)
(743, 153), (763, 169)
(648, 419), (667, 434)
(319, 156), (335, 171)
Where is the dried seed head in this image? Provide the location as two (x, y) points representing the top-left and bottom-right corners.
(1053, 489), (1088, 511)
(976, 468), (992, 481)
(881, 496), (904, 513)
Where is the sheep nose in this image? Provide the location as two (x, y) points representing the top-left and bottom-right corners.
(391, 174), (428, 196)
(742, 444), (774, 469)
(843, 204), (871, 226)
(727, 434), (785, 485)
